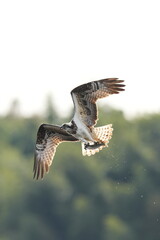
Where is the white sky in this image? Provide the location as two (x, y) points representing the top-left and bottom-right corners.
(0, 0), (160, 118)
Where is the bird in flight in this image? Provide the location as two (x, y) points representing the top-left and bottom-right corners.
(33, 78), (125, 179)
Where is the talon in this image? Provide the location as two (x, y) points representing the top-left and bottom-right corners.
(84, 143), (90, 150)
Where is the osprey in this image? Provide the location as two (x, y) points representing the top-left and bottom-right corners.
(33, 78), (125, 179)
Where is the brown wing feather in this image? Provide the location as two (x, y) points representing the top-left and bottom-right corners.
(33, 124), (78, 179)
(71, 78), (125, 127)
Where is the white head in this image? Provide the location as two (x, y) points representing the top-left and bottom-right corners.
(61, 122), (73, 133)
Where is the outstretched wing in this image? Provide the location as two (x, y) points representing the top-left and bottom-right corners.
(33, 124), (78, 179)
(71, 78), (125, 127)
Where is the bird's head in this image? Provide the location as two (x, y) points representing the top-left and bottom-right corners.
(61, 122), (73, 133)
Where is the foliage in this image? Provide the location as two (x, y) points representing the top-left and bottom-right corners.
(0, 105), (160, 240)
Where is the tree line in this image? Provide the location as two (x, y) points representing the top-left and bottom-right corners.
(0, 100), (160, 240)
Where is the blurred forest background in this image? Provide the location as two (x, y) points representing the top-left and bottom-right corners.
(0, 97), (160, 240)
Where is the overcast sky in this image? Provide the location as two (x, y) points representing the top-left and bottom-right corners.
(0, 0), (160, 118)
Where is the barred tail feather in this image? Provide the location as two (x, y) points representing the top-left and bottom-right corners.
(82, 124), (113, 156)
(94, 124), (113, 143)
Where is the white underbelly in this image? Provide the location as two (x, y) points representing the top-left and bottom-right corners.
(73, 115), (94, 142)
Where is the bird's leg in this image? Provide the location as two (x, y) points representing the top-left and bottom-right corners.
(85, 141), (105, 150)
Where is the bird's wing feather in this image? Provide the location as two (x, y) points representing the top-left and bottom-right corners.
(71, 78), (125, 127)
(33, 124), (78, 179)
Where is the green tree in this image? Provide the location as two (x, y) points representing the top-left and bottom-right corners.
(1, 108), (160, 240)
(44, 94), (59, 123)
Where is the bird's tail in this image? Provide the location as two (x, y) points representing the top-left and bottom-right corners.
(82, 124), (113, 156)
